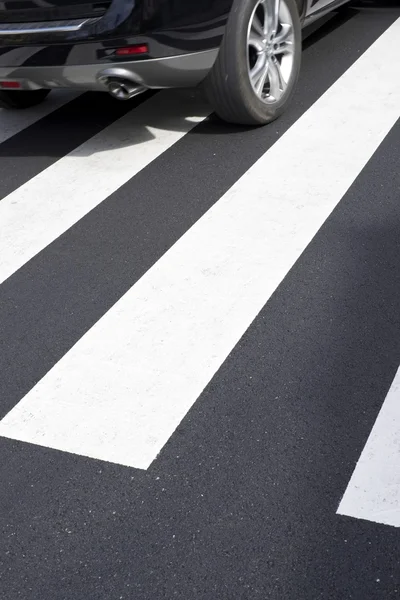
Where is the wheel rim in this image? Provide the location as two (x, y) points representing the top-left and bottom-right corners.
(247, 0), (295, 104)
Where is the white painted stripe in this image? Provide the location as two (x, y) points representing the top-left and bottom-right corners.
(0, 90), (79, 145)
(0, 19), (399, 470)
(338, 367), (400, 528)
(0, 89), (209, 284)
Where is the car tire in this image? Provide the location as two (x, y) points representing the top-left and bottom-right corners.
(0, 89), (50, 109)
(204, 0), (302, 126)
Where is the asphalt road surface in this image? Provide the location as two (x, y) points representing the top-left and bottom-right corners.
(0, 3), (400, 599)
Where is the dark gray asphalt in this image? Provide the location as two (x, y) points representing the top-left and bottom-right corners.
(0, 3), (400, 599)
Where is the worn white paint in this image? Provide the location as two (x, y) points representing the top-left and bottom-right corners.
(338, 367), (400, 528)
(0, 19), (399, 469)
(0, 89), (209, 284)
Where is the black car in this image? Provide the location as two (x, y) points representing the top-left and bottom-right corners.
(0, 0), (350, 125)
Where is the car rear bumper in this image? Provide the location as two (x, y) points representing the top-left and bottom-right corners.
(0, 0), (227, 92)
(0, 48), (218, 92)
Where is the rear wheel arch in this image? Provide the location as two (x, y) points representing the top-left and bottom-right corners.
(296, 0), (307, 19)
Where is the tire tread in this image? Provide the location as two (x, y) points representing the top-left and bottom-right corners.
(0, 89), (50, 110)
(205, 0), (301, 126)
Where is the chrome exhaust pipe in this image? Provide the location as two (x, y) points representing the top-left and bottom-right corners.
(106, 77), (146, 100)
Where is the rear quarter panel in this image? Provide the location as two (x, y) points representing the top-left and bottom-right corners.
(141, 0), (235, 31)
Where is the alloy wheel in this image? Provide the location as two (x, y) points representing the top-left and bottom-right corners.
(247, 0), (295, 104)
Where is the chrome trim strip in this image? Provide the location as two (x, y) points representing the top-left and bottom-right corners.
(0, 18), (94, 35)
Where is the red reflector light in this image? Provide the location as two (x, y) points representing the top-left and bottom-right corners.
(115, 44), (148, 56)
(0, 81), (21, 89)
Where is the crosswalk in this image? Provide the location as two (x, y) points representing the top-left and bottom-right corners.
(0, 7), (399, 544)
(338, 366), (400, 528)
(0, 90), (79, 145)
(0, 90), (209, 284)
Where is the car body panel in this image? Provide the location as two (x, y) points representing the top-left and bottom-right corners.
(305, 0), (351, 20)
(0, 0), (350, 92)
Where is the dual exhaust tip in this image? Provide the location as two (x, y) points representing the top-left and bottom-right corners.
(97, 69), (146, 100)
(106, 77), (146, 101)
